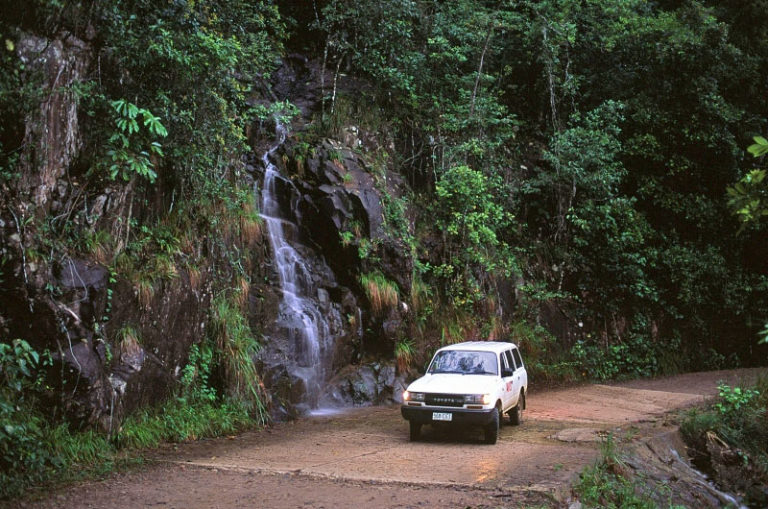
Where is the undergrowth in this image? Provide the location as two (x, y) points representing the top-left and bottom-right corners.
(573, 435), (684, 509)
(0, 334), (265, 501)
(117, 397), (252, 449)
(0, 340), (123, 498)
(509, 320), (578, 386)
(680, 376), (768, 505)
(681, 377), (768, 464)
(394, 338), (414, 373)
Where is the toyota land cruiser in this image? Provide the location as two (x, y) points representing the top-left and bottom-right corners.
(400, 341), (528, 444)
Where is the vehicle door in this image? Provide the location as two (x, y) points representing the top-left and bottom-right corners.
(510, 347), (527, 403)
(500, 350), (516, 410)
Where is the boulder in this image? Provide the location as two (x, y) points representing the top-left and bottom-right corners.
(321, 361), (407, 407)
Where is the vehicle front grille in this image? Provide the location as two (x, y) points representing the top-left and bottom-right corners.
(425, 394), (465, 407)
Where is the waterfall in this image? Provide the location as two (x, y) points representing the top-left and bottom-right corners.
(259, 122), (332, 409)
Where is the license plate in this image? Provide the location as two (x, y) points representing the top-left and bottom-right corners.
(433, 412), (452, 422)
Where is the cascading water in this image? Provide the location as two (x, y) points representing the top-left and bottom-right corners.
(259, 122), (333, 410)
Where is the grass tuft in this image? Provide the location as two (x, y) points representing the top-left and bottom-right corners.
(233, 276), (250, 309)
(239, 194), (262, 246)
(409, 274), (431, 314)
(361, 272), (399, 316)
(209, 295), (267, 424)
(187, 264), (202, 291)
(395, 338), (414, 373)
(136, 277), (155, 309)
(117, 398), (252, 449)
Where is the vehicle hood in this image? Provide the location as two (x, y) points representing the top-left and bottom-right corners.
(406, 373), (499, 394)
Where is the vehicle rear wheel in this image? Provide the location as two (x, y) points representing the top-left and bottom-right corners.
(409, 421), (422, 441)
(509, 391), (525, 425)
(484, 408), (500, 444)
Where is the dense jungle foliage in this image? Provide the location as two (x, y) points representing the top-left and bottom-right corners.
(1, 0), (768, 497)
(296, 0), (768, 375)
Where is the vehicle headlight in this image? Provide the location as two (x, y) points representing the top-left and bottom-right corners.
(464, 394), (492, 405)
(403, 391), (425, 402)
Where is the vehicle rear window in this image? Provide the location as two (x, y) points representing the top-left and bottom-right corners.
(428, 350), (498, 375)
(504, 350), (516, 370)
(512, 348), (523, 368)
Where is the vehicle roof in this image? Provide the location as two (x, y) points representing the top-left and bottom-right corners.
(434, 341), (518, 354)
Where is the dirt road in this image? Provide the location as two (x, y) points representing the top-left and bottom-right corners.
(12, 368), (766, 509)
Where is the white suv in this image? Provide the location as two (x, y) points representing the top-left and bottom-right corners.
(401, 341), (528, 444)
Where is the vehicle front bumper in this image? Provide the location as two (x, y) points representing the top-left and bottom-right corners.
(401, 405), (497, 426)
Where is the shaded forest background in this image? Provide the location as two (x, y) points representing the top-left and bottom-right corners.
(2, 0), (767, 387)
(285, 0), (768, 376)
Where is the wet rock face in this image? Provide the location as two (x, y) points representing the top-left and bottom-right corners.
(252, 117), (415, 417)
(105, 270), (214, 421)
(321, 361), (408, 407)
(289, 138), (413, 295)
(0, 249), (216, 431)
(254, 273), (360, 419)
(701, 431), (768, 507)
(615, 429), (737, 508)
(251, 127), (365, 420)
(0, 32), (106, 428)
(0, 254), (112, 429)
(678, 426), (768, 508)
(254, 59), (414, 389)
(15, 34), (91, 215)
(270, 54), (323, 120)
(296, 141), (413, 350)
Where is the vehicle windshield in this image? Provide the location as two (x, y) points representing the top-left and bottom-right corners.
(427, 350), (498, 375)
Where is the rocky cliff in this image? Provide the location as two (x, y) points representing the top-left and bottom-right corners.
(0, 31), (412, 429)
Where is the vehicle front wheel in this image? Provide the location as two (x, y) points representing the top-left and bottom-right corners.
(484, 408), (500, 444)
(509, 392), (525, 425)
(409, 421), (422, 441)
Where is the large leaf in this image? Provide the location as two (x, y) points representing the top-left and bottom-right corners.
(747, 136), (768, 157)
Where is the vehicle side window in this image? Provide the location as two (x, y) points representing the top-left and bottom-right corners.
(504, 350), (516, 371)
(512, 348), (523, 368)
(499, 354), (507, 374)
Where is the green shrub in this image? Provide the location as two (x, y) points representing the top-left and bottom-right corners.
(714, 383), (760, 417)
(510, 320), (578, 384)
(711, 380), (768, 456)
(571, 332), (666, 381)
(0, 340), (57, 499)
(0, 332), (267, 500)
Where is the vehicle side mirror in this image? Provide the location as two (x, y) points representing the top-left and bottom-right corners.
(502, 368), (514, 377)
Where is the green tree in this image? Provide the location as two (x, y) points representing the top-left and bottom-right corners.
(91, 0), (285, 195)
(432, 164), (515, 307)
